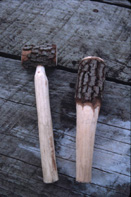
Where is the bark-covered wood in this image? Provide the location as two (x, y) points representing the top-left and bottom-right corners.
(21, 44), (57, 68)
(75, 57), (106, 105)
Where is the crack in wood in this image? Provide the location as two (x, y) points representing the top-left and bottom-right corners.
(89, 0), (131, 9)
(0, 53), (130, 86)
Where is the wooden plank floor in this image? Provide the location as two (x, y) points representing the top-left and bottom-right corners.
(0, 0), (130, 196)
(0, 57), (130, 197)
(0, 0), (131, 82)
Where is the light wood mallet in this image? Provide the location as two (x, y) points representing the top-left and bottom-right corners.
(21, 44), (58, 183)
(75, 56), (106, 183)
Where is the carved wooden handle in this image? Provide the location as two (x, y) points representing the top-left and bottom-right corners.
(35, 66), (58, 183)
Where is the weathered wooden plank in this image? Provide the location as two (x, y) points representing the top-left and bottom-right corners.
(0, 98), (130, 195)
(0, 57), (130, 129)
(0, 155), (118, 197)
(0, 113), (130, 196)
(0, 157), (86, 197)
(0, 57), (130, 196)
(0, 97), (130, 148)
(0, 149), (130, 197)
(2, 133), (130, 181)
(0, 142), (130, 197)
(61, 123), (130, 144)
(0, 118), (130, 177)
(0, 0), (130, 82)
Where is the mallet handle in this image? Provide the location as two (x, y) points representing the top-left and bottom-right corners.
(76, 103), (100, 182)
(35, 66), (58, 183)
(75, 56), (106, 183)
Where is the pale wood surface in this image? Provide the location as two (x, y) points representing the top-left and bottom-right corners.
(0, 57), (130, 196)
(76, 104), (100, 182)
(35, 66), (58, 183)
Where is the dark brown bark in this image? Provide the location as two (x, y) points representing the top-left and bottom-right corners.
(21, 44), (57, 69)
(75, 57), (106, 105)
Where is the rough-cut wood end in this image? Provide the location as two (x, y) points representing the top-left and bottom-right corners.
(75, 56), (106, 106)
(21, 44), (57, 69)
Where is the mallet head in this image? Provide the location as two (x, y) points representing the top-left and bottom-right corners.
(21, 44), (57, 69)
(75, 56), (106, 107)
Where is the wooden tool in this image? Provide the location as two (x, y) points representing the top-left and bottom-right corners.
(21, 44), (58, 183)
(75, 56), (106, 183)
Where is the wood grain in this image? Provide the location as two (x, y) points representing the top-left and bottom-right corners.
(0, 0), (130, 82)
(76, 104), (100, 182)
(35, 66), (58, 183)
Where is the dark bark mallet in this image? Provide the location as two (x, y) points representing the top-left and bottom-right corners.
(75, 56), (106, 183)
(21, 44), (58, 183)
(22, 44), (57, 69)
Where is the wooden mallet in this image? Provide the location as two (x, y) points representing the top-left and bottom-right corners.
(75, 56), (106, 183)
(21, 44), (58, 183)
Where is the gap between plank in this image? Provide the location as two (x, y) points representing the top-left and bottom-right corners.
(89, 0), (131, 9)
(0, 52), (130, 86)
